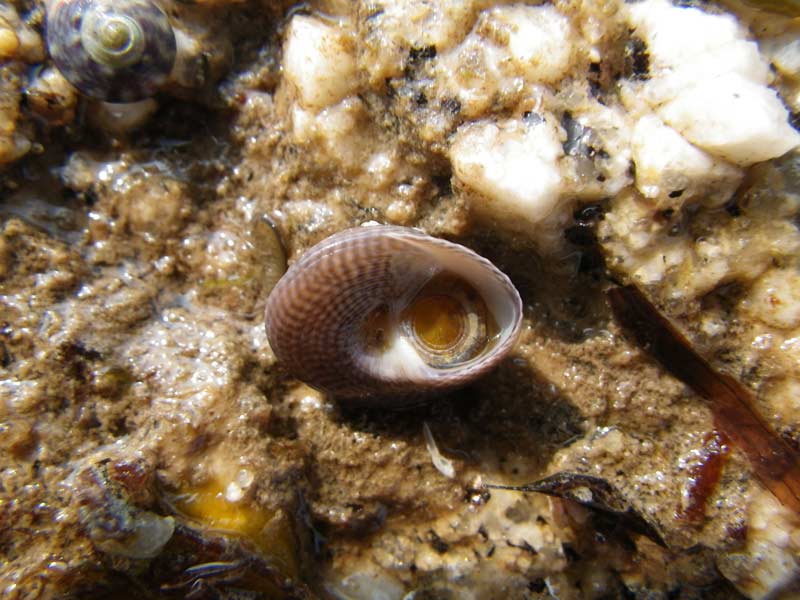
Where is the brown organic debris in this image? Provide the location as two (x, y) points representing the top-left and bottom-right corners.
(485, 472), (667, 547)
(608, 284), (800, 515)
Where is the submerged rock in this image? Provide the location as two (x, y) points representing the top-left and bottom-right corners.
(2, 1), (800, 598)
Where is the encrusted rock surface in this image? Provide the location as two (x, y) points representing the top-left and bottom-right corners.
(1, 0), (800, 598)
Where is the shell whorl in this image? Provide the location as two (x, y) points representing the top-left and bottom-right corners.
(46, 0), (176, 102)
(264, 225), (523, 405)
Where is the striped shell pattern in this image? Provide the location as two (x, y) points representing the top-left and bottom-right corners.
(46, 0), (176, 102)
(264, 225), (523, 406)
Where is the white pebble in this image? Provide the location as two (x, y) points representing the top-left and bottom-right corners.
(492, 4), (575, 84)
(283, 15), (358, 110)
(766, 33), (800, 78)
(744, 269), (800, 330)
(628, 0), (766, 85)
(449, 118), (565, 229)
(435, 5), (574, 117)
(631, 115), (741, 206)
(658, 73), (800, 166)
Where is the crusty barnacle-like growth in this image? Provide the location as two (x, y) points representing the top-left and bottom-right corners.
(71, 459), (174, 560)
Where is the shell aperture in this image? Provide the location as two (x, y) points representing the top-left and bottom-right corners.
(400, 273), (492, 368)
(264, 226), (523, 405)
(46, 0), (177, 102)
(410, 295), (467, 350)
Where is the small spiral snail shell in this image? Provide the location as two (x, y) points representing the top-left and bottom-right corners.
(264, 226), (523, 405)
(45, 0), (176, 102)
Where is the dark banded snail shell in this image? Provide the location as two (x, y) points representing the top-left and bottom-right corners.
(45, 0), (176, 102)
(264, 225), (523, 405)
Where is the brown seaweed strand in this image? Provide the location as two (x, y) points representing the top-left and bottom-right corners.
(608, 285), (800, 514)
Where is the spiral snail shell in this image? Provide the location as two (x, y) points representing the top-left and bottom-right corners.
(264, 226), (523, 405)
(45, 0), (176, 102)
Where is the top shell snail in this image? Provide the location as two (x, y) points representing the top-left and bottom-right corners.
(45, 0), (176, 102)
(264, 225), (523, 405)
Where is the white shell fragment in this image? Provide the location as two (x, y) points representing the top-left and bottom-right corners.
(97, 512), (175, 559)
(423, 422), (456, 479)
